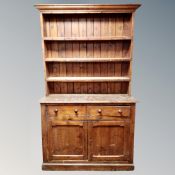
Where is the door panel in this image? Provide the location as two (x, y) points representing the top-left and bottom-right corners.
(48, 120), (87, 161)
(88, 120), (130, 161)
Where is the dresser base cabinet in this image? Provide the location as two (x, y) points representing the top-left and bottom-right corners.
(41, 103), (135, 171)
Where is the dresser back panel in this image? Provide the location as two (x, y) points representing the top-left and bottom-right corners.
(45, 41), (131, 58)
(47, 82), (129, 94)
(43, 13), (132, 38)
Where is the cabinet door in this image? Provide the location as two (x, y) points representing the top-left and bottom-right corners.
(88, 120), (130, 161)
(48, 120), (87, 161)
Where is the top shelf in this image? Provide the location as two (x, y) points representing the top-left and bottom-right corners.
(43, 36), (132, 41)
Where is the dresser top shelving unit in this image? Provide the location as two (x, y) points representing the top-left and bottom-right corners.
(36, 4), (140, 103)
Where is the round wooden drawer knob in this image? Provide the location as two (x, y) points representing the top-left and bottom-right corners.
(118, 109), (122, 114)
(98, 109), (102, 113)
(54, 109), (58, 113)
(74, 109), (78, 114)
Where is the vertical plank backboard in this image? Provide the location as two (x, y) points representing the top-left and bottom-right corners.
(86, 17), (94, 93)
(115, 14), (123, 37)
(100, 17), (108, 93)
(108, 16), (116, 93)
(93, 16), (101, 93)
(65, 18), (73, 93)
(79, 17), (87, 93)
(72, 17), (81, 93)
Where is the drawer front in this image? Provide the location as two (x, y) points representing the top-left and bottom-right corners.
(87, 106), (130, 120)
(47, 105), (86, 120)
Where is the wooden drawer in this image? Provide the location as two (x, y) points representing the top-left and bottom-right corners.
(47, 105), (86, 120)
(87, 106), (130, 119)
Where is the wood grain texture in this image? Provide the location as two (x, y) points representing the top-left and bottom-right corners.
(88, 120), (130, 161)
(41, 104), (49, 161)
(48, 120), (87, 160)
(65, 18), (74, 93)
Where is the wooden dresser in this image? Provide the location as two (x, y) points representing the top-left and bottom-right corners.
(35, 4), (141, 171)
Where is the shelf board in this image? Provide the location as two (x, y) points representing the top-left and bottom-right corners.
(45, 57), (131, 62)
(43, 36), (132, 41)
(40, 94), (136, 104)
(46, 76), (130, 82)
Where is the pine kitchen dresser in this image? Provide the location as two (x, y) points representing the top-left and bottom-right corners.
(35, 4), (141, 171)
